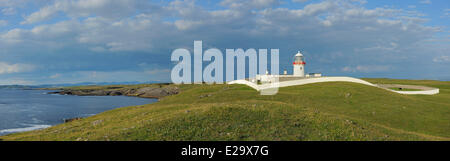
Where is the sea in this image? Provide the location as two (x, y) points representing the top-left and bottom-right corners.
(0, 89), (157, 135)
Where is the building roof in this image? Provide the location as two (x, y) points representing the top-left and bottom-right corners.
(295, 51), (303, 57)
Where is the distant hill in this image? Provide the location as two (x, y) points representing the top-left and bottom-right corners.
(0, 85), (34, 89)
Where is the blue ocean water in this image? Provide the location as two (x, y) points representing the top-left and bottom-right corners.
(0, 89), (157, 135)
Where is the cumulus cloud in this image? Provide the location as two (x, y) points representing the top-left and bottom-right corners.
(49, 73), (61, 79)
(221, 0), (280, 9)
(0, 0), (28, 7)
(342, 65), (391, 73)
(0, 20), (7, 26)
(8, 0), (440, 55)
(21, 0), (140, 24)
(419, 0), (431, 4)
(21, 5), (59, 24)
(292, 0), (309, 3)
(1, 7), (16, 15)
(443, 9), (450, 18)
(433, 55), (450, 62)
(0, 62), (34, 74)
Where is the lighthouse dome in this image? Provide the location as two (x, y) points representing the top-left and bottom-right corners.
(295, 51), (303, 57)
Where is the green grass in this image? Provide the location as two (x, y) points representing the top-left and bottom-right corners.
(1, 78), (449, 141)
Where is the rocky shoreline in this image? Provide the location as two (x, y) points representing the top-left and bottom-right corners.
(47, 86), (179, 99)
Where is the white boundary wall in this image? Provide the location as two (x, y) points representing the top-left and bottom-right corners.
(228, 76), (439, 95)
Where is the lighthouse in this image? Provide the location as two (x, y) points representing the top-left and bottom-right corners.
(293, 51), (305, 77)
(251, 50), (321, 84)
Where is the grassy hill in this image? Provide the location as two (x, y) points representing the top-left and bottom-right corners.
(1, 78), (449, 141)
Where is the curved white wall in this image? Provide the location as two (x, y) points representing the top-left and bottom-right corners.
(384, 88), (439, 95)
(228, 77), (439, 95)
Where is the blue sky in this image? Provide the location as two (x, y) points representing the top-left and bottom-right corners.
(0, 0), (449, 85)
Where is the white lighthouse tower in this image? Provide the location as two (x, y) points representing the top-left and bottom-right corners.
(293, 51), (305, 77)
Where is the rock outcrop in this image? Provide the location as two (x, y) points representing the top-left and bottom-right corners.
(63, 117), (82, 123)
(48, 85), (179, 99)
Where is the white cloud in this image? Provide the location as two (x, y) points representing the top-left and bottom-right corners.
(342, 65), (391, 73)
(1, 7), (16, 15)
(221, 0), (280, 9)
(443, 9), (450, 18)
(89, 46), (107, 52)
(0, 62), (34, 74)
(0, 0), (28, 7)
(419, 0), (431, 4)
(21, 0), (139, 24)
(0, 20), (7, 26)
(433, 55), (450, 62)
(21, 5), (59, 24)
(3, 0), (442, 56)
(292, 0), (309, 3)
(49, 73), (61, 79)
(0, 28), (28, 43)
(341, 66), (352, 72)
(174, 19), (203, 30)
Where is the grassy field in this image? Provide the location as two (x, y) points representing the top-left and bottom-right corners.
(1, 78), (449, 141)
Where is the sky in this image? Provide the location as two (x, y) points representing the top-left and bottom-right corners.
(0, 0), (449, 85)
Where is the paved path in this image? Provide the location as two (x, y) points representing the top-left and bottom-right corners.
(228, 77), (439, 95)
